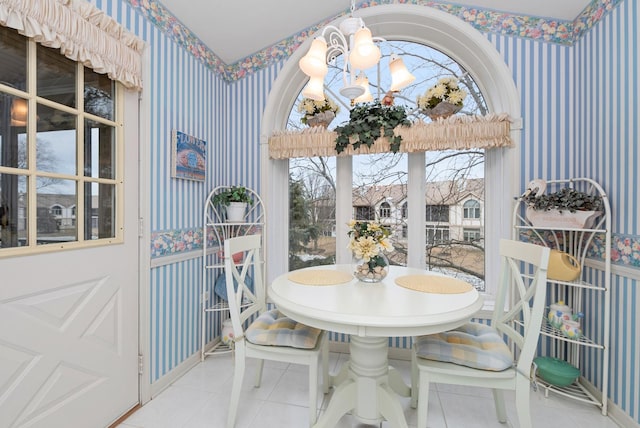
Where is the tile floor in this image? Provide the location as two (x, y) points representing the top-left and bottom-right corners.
(118, 351), (621, 428)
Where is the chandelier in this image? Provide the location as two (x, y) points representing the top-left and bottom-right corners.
(298, 1), (415, 102)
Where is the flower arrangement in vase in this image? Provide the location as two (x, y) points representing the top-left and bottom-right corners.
(297, 95), (340, 128)
(416, 76), (467, 120)
(347, 219), (394, 282)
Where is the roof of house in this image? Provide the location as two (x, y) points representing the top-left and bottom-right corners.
(352, 179), (484, 207)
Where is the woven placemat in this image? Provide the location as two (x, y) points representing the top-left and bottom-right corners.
(288, 270), (353, 286)
(395, 275), (473, 294)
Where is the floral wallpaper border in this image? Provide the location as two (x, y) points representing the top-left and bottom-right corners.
(519, 231), (640, 269)
(153, 226), (640, 269)
(151, 225), (263, 259)
(126, 0), (621, 82)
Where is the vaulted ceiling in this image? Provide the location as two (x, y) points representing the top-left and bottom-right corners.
(157, 0), (593, 65)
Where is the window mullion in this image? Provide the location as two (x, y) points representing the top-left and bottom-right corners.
(76, 63), (85, 242)
(26, 38), (37, 247)
(407, 152), (425, 268)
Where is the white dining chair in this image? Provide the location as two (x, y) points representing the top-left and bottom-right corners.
(410, 239), (550, 428)
(223, 234), (329, 428)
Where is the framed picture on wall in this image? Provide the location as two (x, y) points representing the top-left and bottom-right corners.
(171, 129), (206, 181)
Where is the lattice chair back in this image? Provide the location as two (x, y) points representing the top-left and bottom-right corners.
(224, 234), (264, 343)
(491, 239), (551, 381)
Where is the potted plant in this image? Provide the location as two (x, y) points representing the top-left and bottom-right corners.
(416, 76), (467, 120)
(212, 186), (254, 222)
(297, 94), (340, 128)
(521, 186), (603, 229)
(334, 100), (410, 154)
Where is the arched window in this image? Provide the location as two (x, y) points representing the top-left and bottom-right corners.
(464, 200), (481, 219)
(50, 205), (63, 217)
(379, 202), (391, 218)
(263, 4), (521, 298)
(287, 39), (486, 281)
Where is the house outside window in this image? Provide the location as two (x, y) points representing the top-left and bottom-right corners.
(426, 205), (449, 222)
(0, 26), (123, 255)
(464, 199), (481, 219)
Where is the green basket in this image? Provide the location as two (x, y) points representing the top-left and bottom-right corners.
(534, 356), (580, 387)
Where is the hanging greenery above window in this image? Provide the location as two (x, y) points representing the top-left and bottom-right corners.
(334, 101), (411, 154)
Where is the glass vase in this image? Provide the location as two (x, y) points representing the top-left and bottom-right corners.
(353, 253), (389, 283)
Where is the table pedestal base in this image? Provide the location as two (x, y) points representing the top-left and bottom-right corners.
(314, 336), (410, 428)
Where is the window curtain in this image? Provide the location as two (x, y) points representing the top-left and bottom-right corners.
(268, 114), (514, 159)
(0, 0), (144, 90)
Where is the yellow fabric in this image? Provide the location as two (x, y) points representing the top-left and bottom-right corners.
(288, 269), (353, 285)
(268, 114), (513, 159)
(395, 275), (473, 294)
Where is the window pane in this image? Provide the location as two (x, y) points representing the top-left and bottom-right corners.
(86, 182), (116, 240)
(37, 178), (77, 244)
(0, 173), (27, 248)
(85, 121), (115, 179)
(37, 44), (76, 108)
(0, 26), (27, 91)
(289, 156), (336, 270)
(353, 153), (407, 266)
(84, 68), (114, 120)
(0, 112), (27, 168)
(37, 105), (76, 175)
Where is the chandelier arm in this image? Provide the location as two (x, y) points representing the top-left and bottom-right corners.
(322, 26), (352, 90)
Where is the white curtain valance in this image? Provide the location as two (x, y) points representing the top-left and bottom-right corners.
(0, 0), (144, 90)
(268, 114), (514, 159)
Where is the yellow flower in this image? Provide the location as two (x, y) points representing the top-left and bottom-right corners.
(417, 76), (467, 109)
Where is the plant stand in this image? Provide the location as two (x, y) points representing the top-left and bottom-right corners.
(513, 177), (610, 415)
(200, 186), (264, 360)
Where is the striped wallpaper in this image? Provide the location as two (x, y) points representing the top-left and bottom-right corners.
(572, 1), (639, 422)
(93, 0), (638, 423)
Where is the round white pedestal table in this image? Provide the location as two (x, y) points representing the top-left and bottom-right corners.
(268, 264), (484, 428)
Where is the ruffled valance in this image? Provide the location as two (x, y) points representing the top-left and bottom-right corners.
(268, 114), (514, 159)
(0, 0), (144, 90)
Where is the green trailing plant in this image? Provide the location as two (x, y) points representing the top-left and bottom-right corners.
(522, 187), (603, 213)
(212, 186), (254, 206)
(334, 101), (411, 154)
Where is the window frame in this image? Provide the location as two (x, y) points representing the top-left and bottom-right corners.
(0, 32), (124, 257)
(261, 5), (521, 302)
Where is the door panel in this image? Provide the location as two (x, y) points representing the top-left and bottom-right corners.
(0, 90), (139, 428)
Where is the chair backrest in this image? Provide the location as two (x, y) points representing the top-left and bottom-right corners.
(491, 239), (550, 373)
(224, 234), (265, 340)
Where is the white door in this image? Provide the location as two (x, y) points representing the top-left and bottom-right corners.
(0, 91), (140, 428)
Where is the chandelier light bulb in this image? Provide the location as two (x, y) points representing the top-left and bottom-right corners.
(349, 27), (381, 70)
(10, 97), (28, 126)
(302, 76), (326, 101)
(389, 54), (415, 92)
(353, 73), (373, 103)
(299, 37), (328, 78)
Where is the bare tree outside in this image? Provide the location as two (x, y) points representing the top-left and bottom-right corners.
(287, 40), (488, 290)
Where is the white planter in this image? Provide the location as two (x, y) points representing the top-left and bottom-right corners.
(225, 202), (247, 222)
(525, 207), (601, 229)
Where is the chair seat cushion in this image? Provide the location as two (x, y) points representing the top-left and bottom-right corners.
(415, 322), (513, 371)
(246, 309), (322, 349)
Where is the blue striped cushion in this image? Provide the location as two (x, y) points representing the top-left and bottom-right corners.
(245, 309), (322, 349)
(415, 322), (513, 371)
